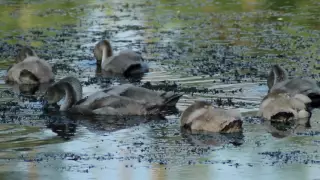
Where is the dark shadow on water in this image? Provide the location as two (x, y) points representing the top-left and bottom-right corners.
(41, 109), (170, 139)
(263, 118), (311, 138)
(95, 66), (145, 85)
(46, 118), (77, 140)
(180, 127), (244, 147)
(83, 73), (143, 89)
(141, 81), (179, 92)
(307, 93), (320, 108)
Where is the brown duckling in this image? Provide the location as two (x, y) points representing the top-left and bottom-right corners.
(5, 46), (54, 84)
(180, 101), (242, 133)
(43, 76), (177, 116)
(93, 40), (149, 78)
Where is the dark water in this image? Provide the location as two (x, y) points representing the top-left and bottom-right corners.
(1, 0), (320, 179)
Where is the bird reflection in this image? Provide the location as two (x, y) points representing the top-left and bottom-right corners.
(180, 127), (244, 147)
(41, 112), (77, 140)
(41, 109), (169, 139)
(263, 117), (311, 138)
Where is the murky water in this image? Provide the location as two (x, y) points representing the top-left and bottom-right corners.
(1, 0), (320, 179)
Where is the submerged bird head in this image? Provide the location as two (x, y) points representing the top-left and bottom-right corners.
(43, 84), (65, 105)
(43, 76), (83, 111)
(93, 40), (113, 66)
(258, 91), (311, 122)
(18, 69), (40, 85)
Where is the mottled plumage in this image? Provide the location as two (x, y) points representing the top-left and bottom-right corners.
(259, 64), (318, 121)
(180, 101), (242, 133)
(258, 91), (311, 121)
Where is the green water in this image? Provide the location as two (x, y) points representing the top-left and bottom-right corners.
(1, 0), (320, 179)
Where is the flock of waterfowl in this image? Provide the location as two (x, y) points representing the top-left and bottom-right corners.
(4, 39), (320, 135)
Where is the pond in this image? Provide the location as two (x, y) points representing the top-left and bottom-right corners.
(1, 0), (320, 179)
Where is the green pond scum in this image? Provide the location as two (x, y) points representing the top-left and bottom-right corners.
(0, 0), (320, 180)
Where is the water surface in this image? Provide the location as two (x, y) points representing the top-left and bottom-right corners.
(1, 0), (320, 179)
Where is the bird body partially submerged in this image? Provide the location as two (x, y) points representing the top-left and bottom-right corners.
(6, 46), (54, 84)
(180, 101), (242, 133)
(93, 40), (149, 78)
(259, 64), (319, 121)
(43, 77), (182, 116)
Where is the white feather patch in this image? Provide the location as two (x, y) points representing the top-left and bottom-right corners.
(294, 94), (311, 104)
(186, 108), (208, 124)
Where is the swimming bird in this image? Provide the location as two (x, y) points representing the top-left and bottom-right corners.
(258, 64), (320, 121)
(267, 64), (320, 107)
(180, 101), (242, 133)
(258, 91), (311, 121)
(93, 39), (149, 78)
(43, 76), (179, 116)
(5, 46), (54, 84)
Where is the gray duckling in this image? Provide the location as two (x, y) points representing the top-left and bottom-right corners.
(93, 40), (149, 77)
(267, 64), (320, 108)
(258, 64), (320, 121)
(43, 77), (176, 116)
(102, 83), (182, 107)
(258, 91), (311, 121)
(180, 101), (242, 133)
(5, 46), (54, 84)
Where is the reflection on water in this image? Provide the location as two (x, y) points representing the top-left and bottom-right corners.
(1, 0), (320, 179)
